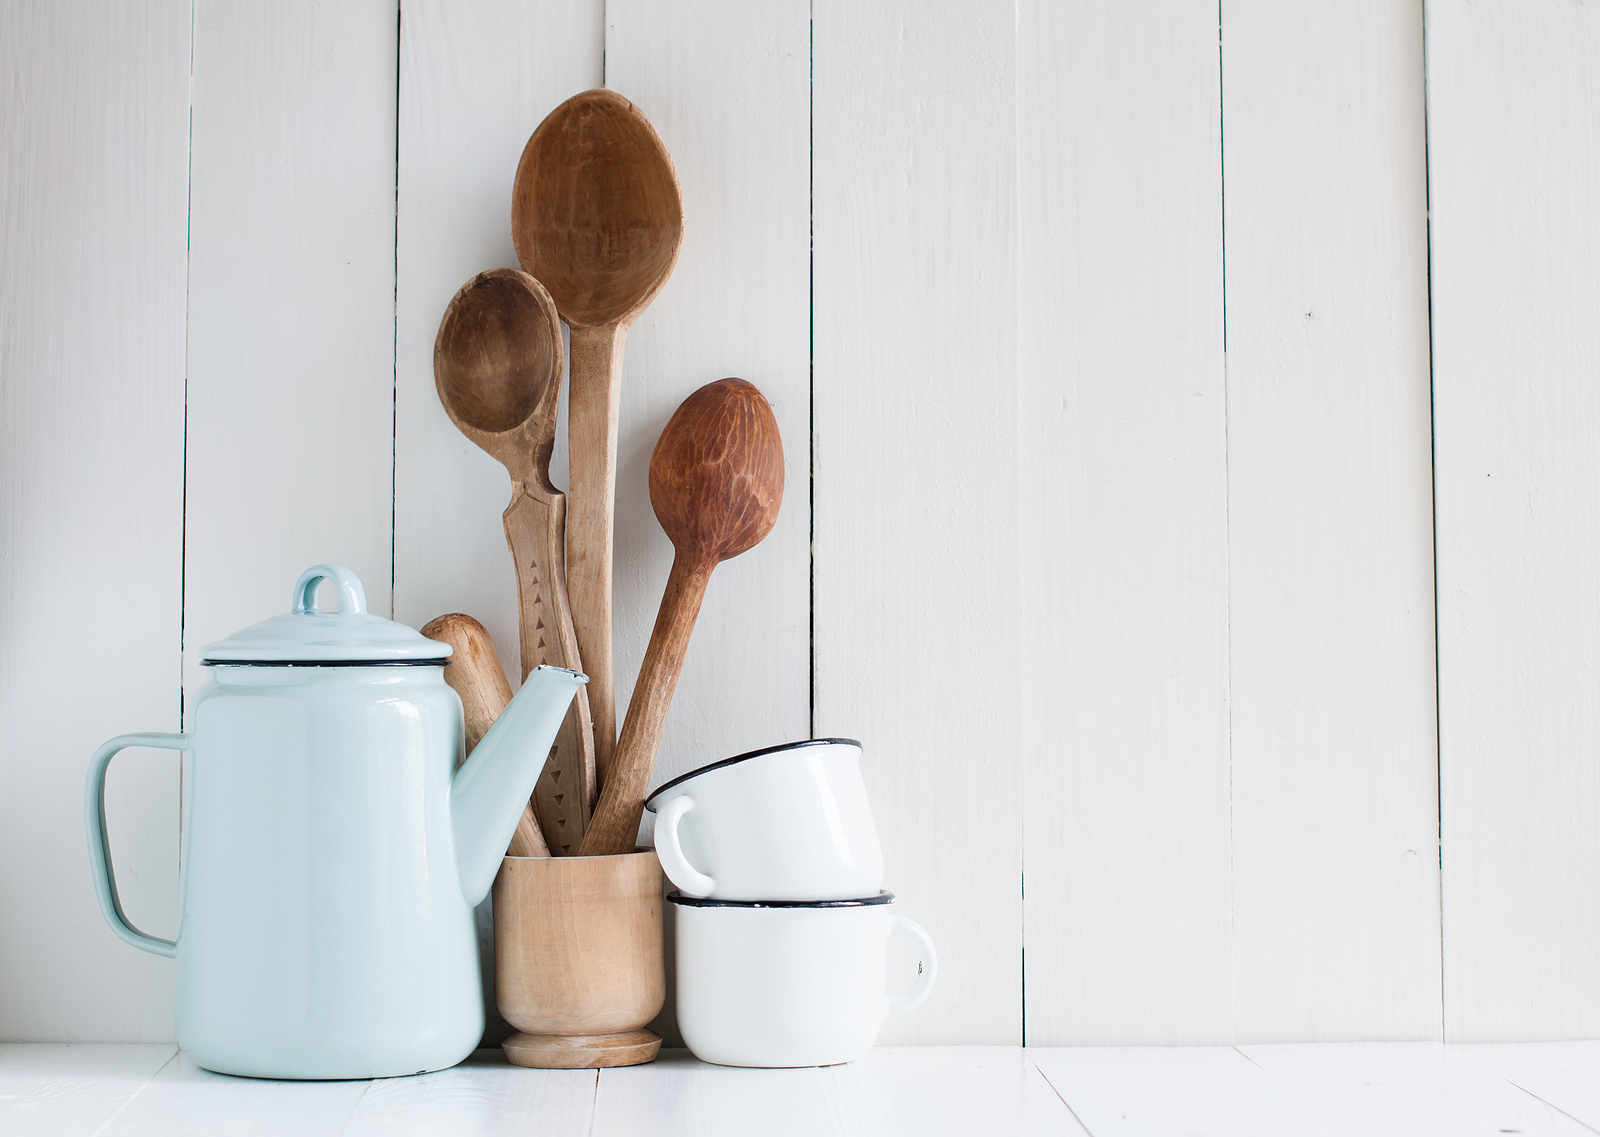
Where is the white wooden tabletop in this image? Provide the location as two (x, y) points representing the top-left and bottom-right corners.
(3, 1041), (1597, 1136)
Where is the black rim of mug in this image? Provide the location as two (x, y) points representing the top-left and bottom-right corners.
(645, 737), (863, 809)
(666, 890), (894, 909)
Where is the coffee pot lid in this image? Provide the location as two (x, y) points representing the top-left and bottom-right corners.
(200, 564), (451, 665)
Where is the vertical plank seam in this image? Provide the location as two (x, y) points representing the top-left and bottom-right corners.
(177, 0), (197, 855)
(809, 0), (817, 742)
(390, 0), (402, 619)
(1419, 0), (1447, 1044)
(1216, 0), (1237, 1045)
(1012, 0), (1026, 1049)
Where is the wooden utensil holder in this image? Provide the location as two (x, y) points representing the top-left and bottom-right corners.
(494, 849), (665, 1068)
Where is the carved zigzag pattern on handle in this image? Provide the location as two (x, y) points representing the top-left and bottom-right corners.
(507, 487), (595, 854)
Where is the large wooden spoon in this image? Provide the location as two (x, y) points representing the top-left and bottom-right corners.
(422, 613), (548, 858)
(512, 88), (684, 791)
(579, 379), (783, 856)
(434, 268), (597, 854)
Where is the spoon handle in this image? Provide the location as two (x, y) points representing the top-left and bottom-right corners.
(505, 487), (597, 854)
(566, 321), (628, 792)
(580, 553), (713, 857)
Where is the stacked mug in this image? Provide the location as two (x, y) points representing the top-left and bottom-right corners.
(646, 738), (937, 1068)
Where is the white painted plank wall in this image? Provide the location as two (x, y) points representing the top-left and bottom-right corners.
(183, 0), (400, 704)
(9, 0), (1600, 1049)
(1017, 0), (1233, 1046)
(1222, 0), (1440, 1041)
(813, 0), (1023, 1045)
(1428, 0), (1600, 1042)
(0, 1), (191, 1041)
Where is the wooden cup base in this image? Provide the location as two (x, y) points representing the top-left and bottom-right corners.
(502, 1028), (662, 1069)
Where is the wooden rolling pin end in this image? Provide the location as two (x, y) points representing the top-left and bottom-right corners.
(423, 612), (550, 858)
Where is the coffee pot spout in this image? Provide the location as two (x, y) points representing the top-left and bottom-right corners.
(450, 665), (587, 903)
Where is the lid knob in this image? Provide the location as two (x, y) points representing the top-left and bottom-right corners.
(292, 564), (367, 616)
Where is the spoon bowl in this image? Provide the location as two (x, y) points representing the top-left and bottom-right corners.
(649, 378), (785, 562)
(434, 269), (562, 465)
(512, 89), (684, 327)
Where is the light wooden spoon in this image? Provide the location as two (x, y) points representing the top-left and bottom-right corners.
(422, 613), (548, 858)
(434, 268), (597, 854)
(512, 88), (684, 791)
(579, 379), (783, 856)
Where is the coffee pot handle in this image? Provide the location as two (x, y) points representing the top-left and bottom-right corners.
(652, 795), (717, 897)
(885, 914), (939, 1017)
(85, 733), (193, 958)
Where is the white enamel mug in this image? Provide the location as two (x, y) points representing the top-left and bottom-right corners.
(670, 891), (937, 1068)
(645, 738), (883, 901)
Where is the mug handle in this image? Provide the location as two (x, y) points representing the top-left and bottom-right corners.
(885, 914), (939, 1016)
(652, 795), (717, 898)
(85, 732), (192, 958)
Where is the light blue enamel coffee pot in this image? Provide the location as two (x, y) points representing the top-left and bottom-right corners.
(85, 564), (585, 1080)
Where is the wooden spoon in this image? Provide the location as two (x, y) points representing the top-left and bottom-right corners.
(434, 268), (597, 854)
(579, 379), (783, 856)
(511, 88), (684, 791)
(422, 613), (548, 858)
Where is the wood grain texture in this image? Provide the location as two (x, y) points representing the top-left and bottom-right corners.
(1016, 0), (1231, 1045)
(602, 0), (811, 835)
(1427, 0), (1600, 1043)
(0, 0), (190, 1042)
(813, 0), (1021, 1045)
(581, 379), (783, 856)
(564, 322), (628, 783)
(494, 852), (664, 1064)
(183, 0), (398, 702)
(1222, 0), (1441, 1041)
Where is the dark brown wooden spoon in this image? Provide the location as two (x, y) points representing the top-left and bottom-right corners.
(579, 378), (784, 856)
(434, 268), (597, 853)
(512, 88), (684, 791)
